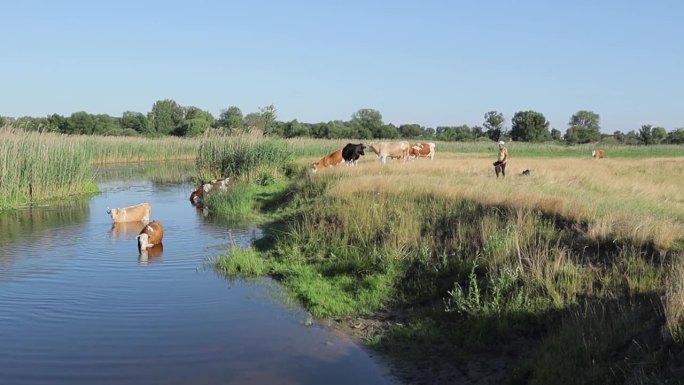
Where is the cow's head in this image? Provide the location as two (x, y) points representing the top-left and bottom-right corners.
(310, 162), (319, 172)
(137, 233), (150, 252)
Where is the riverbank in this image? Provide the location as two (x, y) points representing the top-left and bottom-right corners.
(213, 154), (684, 384)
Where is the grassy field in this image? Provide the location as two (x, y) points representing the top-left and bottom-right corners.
(212, 140), (684, 384)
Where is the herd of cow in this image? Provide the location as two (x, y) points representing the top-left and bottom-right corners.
(106, 144), (606, 260)
(311, 141), (436, 172)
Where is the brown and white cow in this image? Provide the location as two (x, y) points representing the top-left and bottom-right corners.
(367, 141), (409, 164)
(137, 220), (164, 252)
(106, 203), (152, 223)
(311, 148), (345, 172)
(592, 149), (605, 159)
(190, 177), (230, 206)
(408, 142), (436, 160)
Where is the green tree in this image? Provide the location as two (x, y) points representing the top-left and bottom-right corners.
(260, 104), (278, 135)
(376, 123), (399, 139)
(667, 128), (684, 144)
(282, 119), (309, 138)
(398, 123), (424, 138)
(483, 110), (505, 141)
(0, 116), (5, 127)
(565, 110), (601, 144)
(93, 114), (121, 135)
(176, 119), (211, 137)
(46, 114), (68, 133)
(243, 104), (277, 134)
(66, 111), (95, 134)
(351, 108), (383, 138)
(217, 106), (245, 131)
(510, 111), (550, 142)
(471, 125), (484, 138)
(639, 124), (654, 145)
(121, 111), (150, 134)
(652, 126), (666, 144)
(149, 99), (184, 135)
(551, 128), (562, 141)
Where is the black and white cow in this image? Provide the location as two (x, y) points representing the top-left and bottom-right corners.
(342, 143), (365, 166)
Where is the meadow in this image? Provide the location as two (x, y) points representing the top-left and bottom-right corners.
(212, 139), (684, 384)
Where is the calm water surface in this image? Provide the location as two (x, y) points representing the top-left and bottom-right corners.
(0, 162), (393, 385)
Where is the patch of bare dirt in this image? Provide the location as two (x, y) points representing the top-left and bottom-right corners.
(326, 310), (520, 385)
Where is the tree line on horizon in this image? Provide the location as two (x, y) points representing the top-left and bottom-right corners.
(2, 99), (683, 145)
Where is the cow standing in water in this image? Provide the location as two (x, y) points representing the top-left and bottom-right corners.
(106, 203), (151, 223)
(137, 221), (164, 253)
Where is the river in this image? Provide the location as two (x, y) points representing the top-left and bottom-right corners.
(0, 162), (393, 385)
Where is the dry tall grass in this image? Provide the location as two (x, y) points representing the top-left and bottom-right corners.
(310, 153), (684, 250)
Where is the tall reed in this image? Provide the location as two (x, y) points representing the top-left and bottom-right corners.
(0, 129), (94, 208)
(196, 130), (293, 182)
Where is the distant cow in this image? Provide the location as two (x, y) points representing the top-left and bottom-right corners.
(521, 169), (531, 176)
(592, 149), (605, 159)
(342, 143), (365, 166)
(367, 141), (409, 164)
(137, 220), (164, 252)
(408, 142), (436, 160)
(311, 148), (345, 172)
(106, 203), (151, 223)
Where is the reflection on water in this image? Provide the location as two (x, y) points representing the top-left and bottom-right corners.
(0, 200), (90, 276)
(93, 160), (197, 184)
(0, 161), (393, 385)
(139, 243), (164, 265)
(110, 221), (146, 240)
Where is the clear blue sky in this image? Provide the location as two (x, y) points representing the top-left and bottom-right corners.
(2, 0), (682, 132)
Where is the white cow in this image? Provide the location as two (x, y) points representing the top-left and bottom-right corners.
(366, 141), (409, 164)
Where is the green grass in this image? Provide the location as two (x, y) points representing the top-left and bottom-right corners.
(211, 160), (683, 383)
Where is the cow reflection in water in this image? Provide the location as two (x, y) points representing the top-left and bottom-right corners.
(139, 243), (163, 265)
(110, 222), (146, 241)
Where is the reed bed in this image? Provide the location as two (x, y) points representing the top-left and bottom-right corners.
(0, 130), (95, 208)
(0, 128), (201, 208)
(196, 131), (293, 182)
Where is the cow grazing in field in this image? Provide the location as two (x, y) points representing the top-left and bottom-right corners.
(342, 143), (365, 166)
(311, 148), (345, 172)
(592, 149), (605, 159)
(367, 141), (410, 164)
(408, 142), (436, 160)
(106, 203), (152, 223)
(137, 220), (164, 253)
